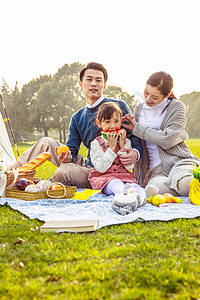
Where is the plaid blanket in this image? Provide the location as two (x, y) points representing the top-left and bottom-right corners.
(1, 190), (200, 230)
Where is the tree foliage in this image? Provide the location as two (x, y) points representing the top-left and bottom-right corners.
(181, 92), (200, 138)
(2, 62), (199, 143)
(104, 86), (136, 113)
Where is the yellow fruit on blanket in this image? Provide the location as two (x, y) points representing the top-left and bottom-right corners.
(56, 146), (70, 156)
(147, 195), (155, 203)
(172, 196), (182, 204)
(189, 172), (200, 205)
(189, 186), (200, 205)
(190, 178), (200, 189)
(152, 194), (166, 207)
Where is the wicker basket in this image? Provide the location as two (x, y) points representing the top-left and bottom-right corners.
(6, 169), (36, 188)
(6, 186), (77, 201)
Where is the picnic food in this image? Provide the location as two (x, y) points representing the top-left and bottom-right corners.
(147, 193), (182, 206)
(101, 129), (121, 140)
(56, 145), (70, 156)
(34, 180), (52, 191)
(49, 184), (62, 190)
(162, 193), (174, 203)
(25, 184), (36, 192)
(152, 194), (166, 206)
(18, 152), (51, 173)
(189, 165), (200, 205)
(25, 180), (52, 192)
(172, 196), (183, 204)
(16, 178), (34, 190)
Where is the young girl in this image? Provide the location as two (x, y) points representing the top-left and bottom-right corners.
(88, 102), (154, 198)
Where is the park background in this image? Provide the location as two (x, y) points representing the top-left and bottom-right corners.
(1, 0), (200, 144)
(1, 1), (200, 299)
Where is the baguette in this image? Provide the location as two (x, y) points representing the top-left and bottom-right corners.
(18, 152), (51, 173)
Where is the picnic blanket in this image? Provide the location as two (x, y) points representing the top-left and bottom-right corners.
(1, 189), (200, 230)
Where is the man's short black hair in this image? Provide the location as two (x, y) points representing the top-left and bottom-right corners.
(79, 62), (108, 83)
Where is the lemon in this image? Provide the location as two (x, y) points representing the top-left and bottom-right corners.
(147, 195), (155, 203)
(152, 194), (166, 206)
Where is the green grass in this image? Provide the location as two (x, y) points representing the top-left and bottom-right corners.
(1, 139), (200, 299)
(185, 138), (200, 158)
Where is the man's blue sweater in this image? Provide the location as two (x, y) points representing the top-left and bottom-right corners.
(67, 98), (142, 167)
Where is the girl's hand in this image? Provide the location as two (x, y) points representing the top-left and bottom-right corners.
(107, 132), (118, 152)
(122, 114), (136, 131)
(118, 129), (126, 149)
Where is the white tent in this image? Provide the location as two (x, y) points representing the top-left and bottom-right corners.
(0, 111), (16, 165)
(0, 111), (17, 196)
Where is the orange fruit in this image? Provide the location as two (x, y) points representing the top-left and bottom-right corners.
(163, 193), (174, 203)
(56, 145), (70, 156)
(152, 194), (166, 206)
(49, 184), (62, 190)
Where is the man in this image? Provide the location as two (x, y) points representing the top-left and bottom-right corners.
(13, 62), (142, 188)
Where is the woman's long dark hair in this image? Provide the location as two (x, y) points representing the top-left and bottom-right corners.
(147, 71), (177, 100)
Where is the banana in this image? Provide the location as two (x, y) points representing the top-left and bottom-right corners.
(194, 183), (200, 194)
(190, 178), (200, 189)
(194, 187), (200, 202)
(189, 187), (200, 206)
(189, 165), (200, 205)
(172, 196), (182, 203)
(189, 188), (196, 204)
(194, 190), (200, 205)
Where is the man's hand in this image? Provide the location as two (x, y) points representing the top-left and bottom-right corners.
(122, 114), (136, 131)
(118, 148), (138, 166)
(56, 147), (72, 163)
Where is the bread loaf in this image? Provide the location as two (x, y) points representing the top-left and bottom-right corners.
(18, 152), (51, 173)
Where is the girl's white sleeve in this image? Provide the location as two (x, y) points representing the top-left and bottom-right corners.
(90, 139), (117, 173)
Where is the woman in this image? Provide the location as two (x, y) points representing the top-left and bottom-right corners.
(122, 71), (200, 196)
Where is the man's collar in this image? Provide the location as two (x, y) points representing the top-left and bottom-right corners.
(86, 96), (104, 109)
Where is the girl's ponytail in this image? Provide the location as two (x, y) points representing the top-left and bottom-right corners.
(168, 91), (177, 100)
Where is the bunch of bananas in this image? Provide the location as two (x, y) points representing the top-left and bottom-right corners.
(189, 165), (200, 205)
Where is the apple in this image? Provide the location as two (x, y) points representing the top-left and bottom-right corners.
(163, 193), (174, 203)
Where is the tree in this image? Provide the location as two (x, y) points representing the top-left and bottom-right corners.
(0, 81), (30, 142)
(28, 64), (85, 142)
(104, 86), (136, 112)
(181, 92), (200, 138)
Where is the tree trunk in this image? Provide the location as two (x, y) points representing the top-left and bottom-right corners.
(59, 128), (62, 143)
(63, 121), (66, 144)
(44, 129), (48, 136)
(63, 129), (66, 144)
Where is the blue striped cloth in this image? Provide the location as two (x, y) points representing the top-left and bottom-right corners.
(1, 190), (200, 230)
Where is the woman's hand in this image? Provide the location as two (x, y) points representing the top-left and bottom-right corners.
(118, 129), (126, 149)
(122, 114), (136, 131)
(107, 132), (118, 152)
(56, 147), (72, 163)
(118, 148), (138, 166)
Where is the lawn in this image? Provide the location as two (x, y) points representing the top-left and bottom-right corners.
(0, 139), (200, 299)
